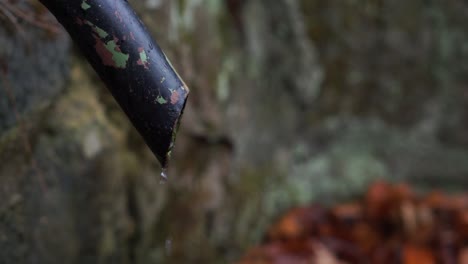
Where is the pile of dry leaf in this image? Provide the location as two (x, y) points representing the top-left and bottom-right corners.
(237, 181), (468, 264)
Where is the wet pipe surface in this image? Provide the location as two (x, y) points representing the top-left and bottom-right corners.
(238, 181), (468, 264)
(39, 0), (189, 168)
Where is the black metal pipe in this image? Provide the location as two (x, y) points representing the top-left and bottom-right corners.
(38, 0), (189, 168)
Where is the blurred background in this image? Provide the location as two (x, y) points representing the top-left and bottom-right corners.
(1, 0), (468, 263)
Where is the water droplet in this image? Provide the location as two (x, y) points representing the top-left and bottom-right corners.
(159, 168), (168, 184)
(165, 237), (172, 256)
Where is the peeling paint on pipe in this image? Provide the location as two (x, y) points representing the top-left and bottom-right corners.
(39, 0), (189, 168)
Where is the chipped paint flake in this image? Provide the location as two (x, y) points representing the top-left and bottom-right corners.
(93, 36), (114, 66)
(94, 27), (109, 38)
(104, 40), (129, 68)
(84, 21), (129, 68)
(139, 49), (148, 62)
(137, 47), (149, 69)
(84, 21), (109, 38)
(81, 0), (91, 10)
(155, 95), (167, 104)
(170, 89), (180, 104)
(92, 36), (129, 68)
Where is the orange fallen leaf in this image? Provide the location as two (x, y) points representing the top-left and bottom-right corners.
(365, 181), (393, 222)
(459, 247), (468, 264)
(238, 181), (468, 264)
(402, 245), (435, 264)
(268, 205), (328, 240)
